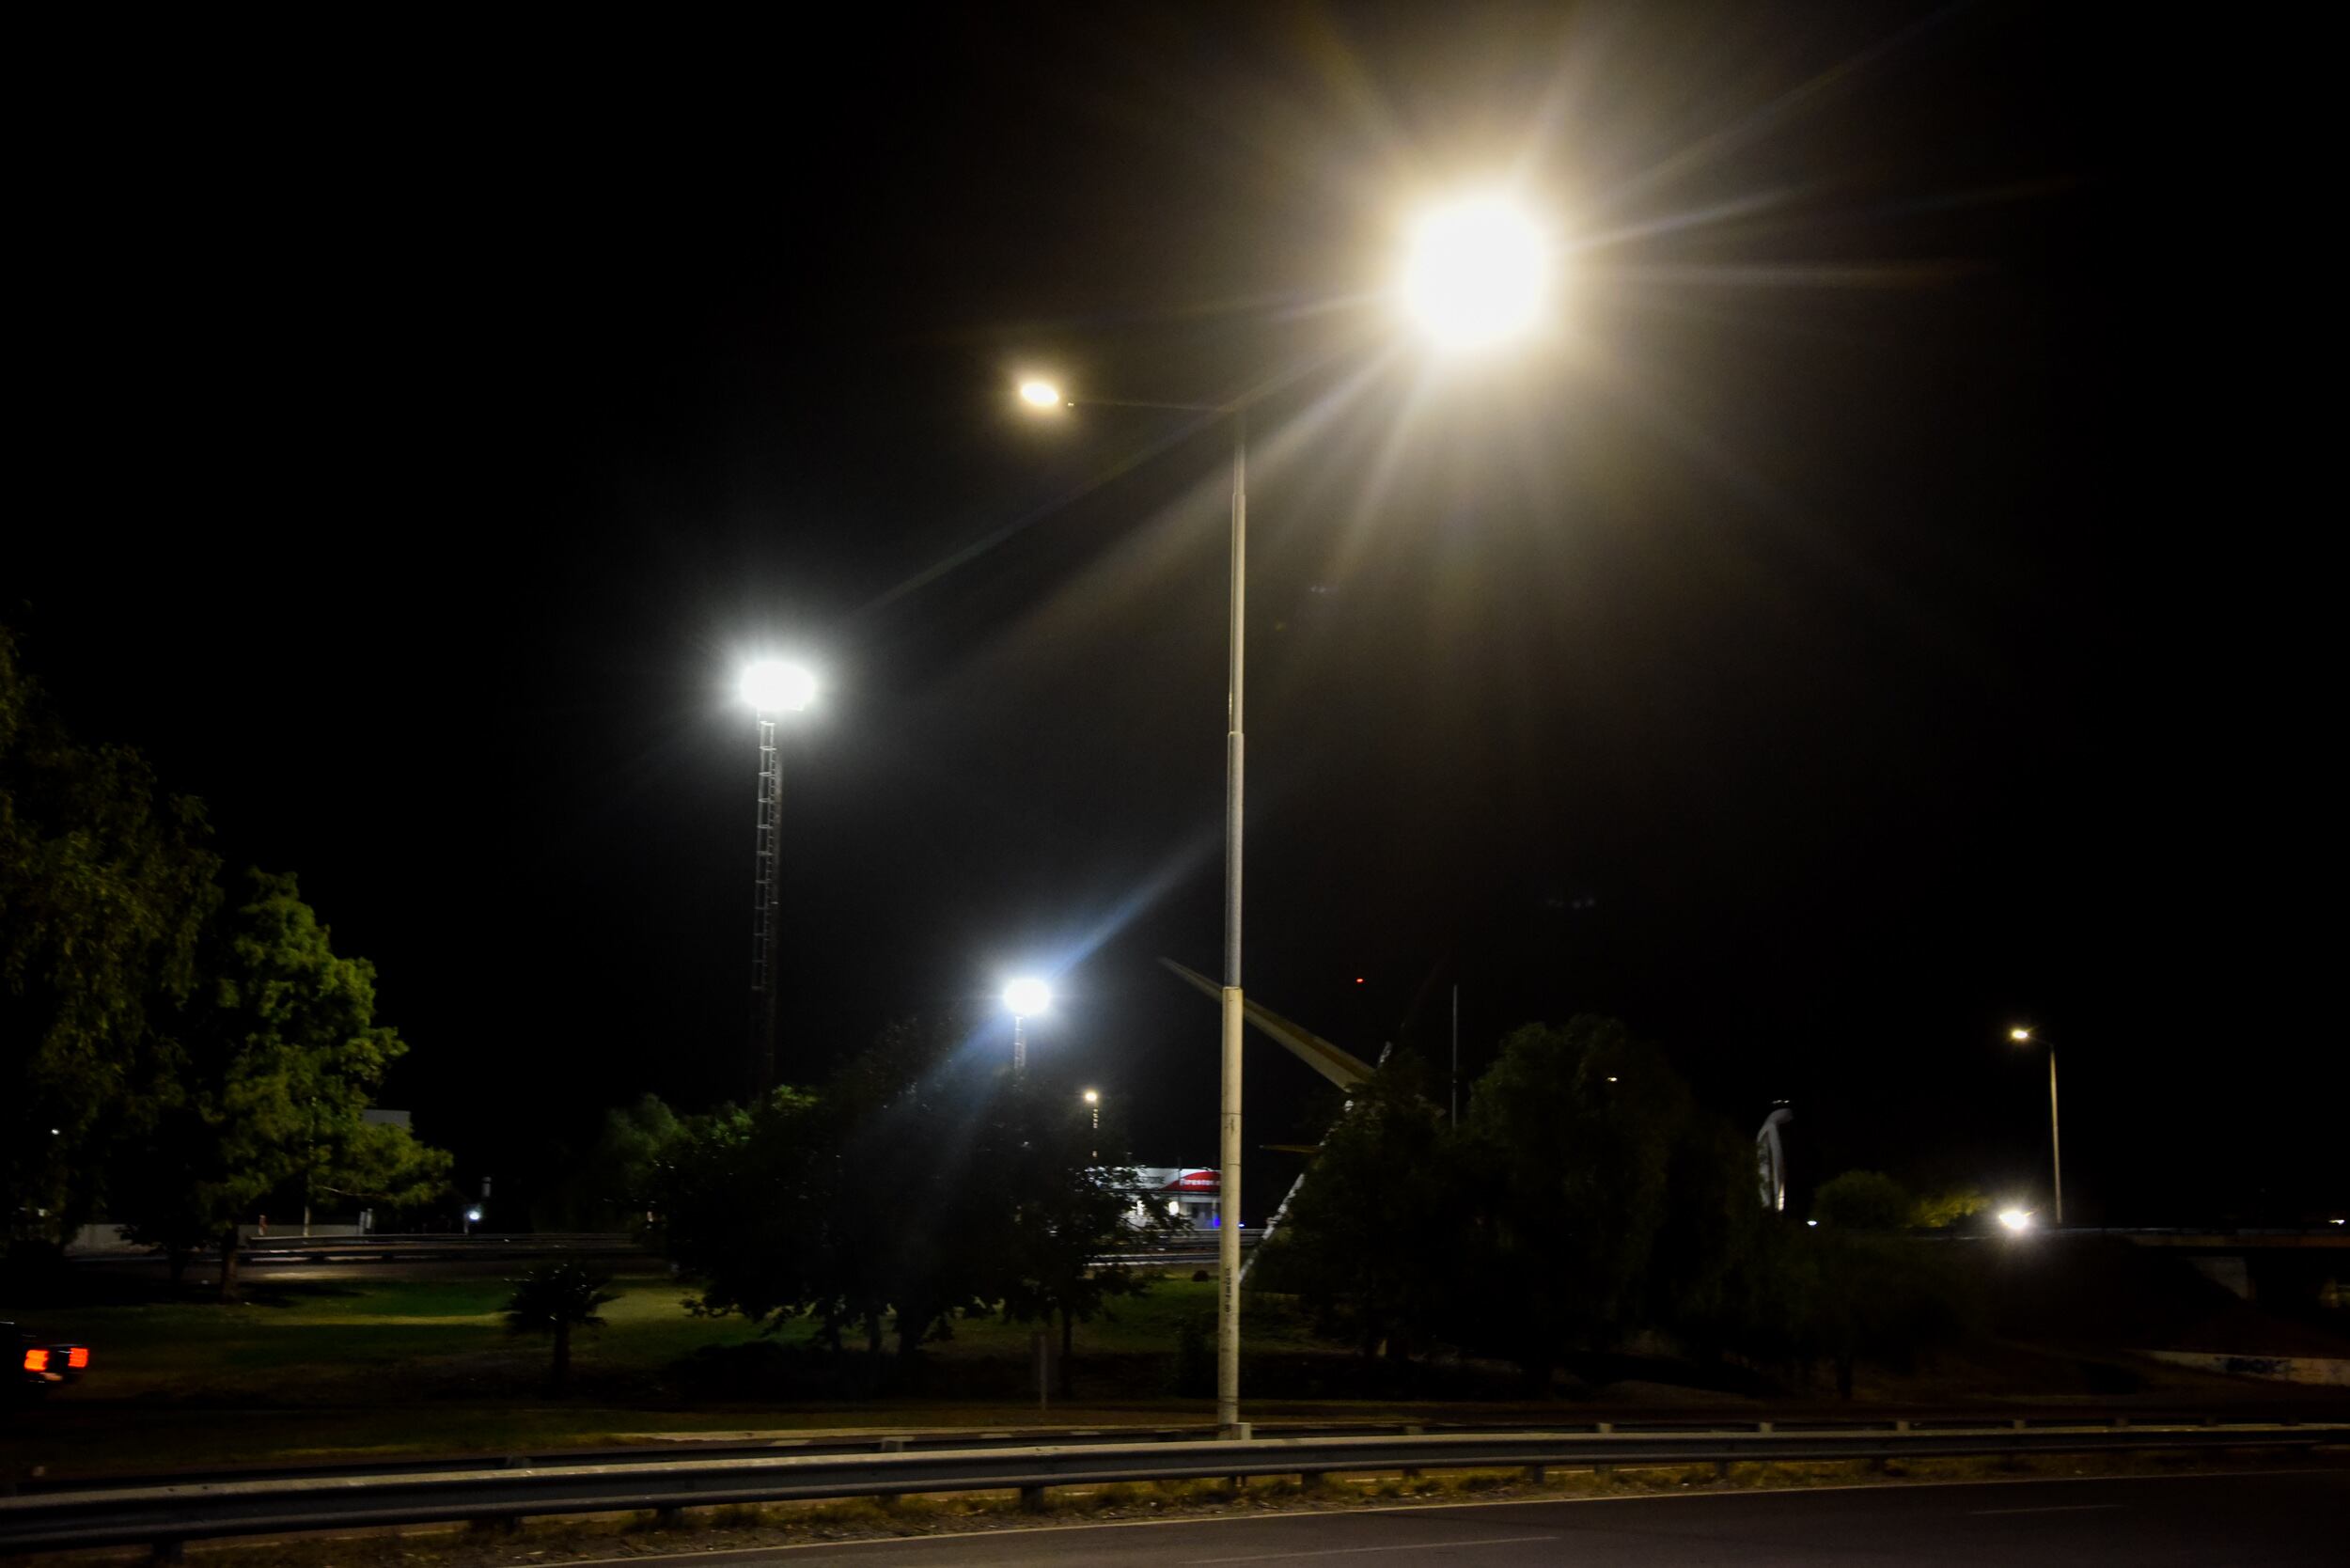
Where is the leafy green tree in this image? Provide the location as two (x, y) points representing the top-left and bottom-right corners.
(1456, 1016), (1687, 1384)
(111, 870), (451, 1296)
(1770, 1229), (1972, 1397)
(538, 1093), (685, 1231)
(1259, 1057), (1462, 1380)
(1910, 1185), (1991, 1230)
(1647, 1109), (1781, 1362)
(1, 627), (221, 1251)
(980, 1071), (1162, 1395)
(650, 1087), (828, 1332)
(504, 1261), (619, 1392)
(1812, 1169), (1917, 1231)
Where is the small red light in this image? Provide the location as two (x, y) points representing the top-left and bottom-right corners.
(67, 1347), (89, 1369)
(1355, 977), (1364, 984)
(22, 1348), (48, 1372)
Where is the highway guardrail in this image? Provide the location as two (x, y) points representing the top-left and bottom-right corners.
(4, 1419), (2344, 1554)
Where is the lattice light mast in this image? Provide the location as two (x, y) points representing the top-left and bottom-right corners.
(741, 661), (815, 1097)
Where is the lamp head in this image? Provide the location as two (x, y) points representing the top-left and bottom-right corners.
(742, 660), (816, 713)
(1401, 192), (1550, 349)
(1003, 977), (1051, 1016)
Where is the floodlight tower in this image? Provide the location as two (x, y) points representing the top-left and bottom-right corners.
(742, 660), (815, 1097)
(1004, 977), (1051, 1072)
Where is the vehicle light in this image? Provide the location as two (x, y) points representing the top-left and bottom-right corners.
(67, 1347), (89, 1369)
(22, 1348), (49, 1372)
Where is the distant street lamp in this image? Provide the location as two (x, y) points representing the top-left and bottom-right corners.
(1996, 1206), (2034, 1234)
(1004, 978), (1052, 1072)
(1082, 1087), (1100, 1128)
(742, 660), (815, 1096)
(1012, 185), (1551, 1439)
(2009, 1025), (2063, 1227)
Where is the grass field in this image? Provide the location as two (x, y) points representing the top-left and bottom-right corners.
(0, 1270), (1359, 1477)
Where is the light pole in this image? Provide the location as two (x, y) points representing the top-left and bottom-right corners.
(1083, 1088), (1100, 1160)
(1004, 978), (1051, 1072)
(2010, 1025), (2062, 1226)
(1016, 383), (1249, 1434)
(1012, 184), (1550, 1440)
(742, 659), (815, 1097)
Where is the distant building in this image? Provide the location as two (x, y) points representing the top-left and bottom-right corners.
(1128, 1167), (1222, 1230)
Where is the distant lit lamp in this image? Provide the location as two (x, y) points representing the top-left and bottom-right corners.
(1018, 380), (1064, 409)
(2008, 1024), (2063, 1227)
(742, 660), (817, 1096)
(1004, 978), (1051, 1072)
(1997, 1207), (2034, 1234)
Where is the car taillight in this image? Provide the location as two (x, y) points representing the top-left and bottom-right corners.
(22, 1348), (48, 1372)
(67, 1347), (89, 1369)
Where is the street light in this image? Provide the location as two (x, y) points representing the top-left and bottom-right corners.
(1997, 1206), (2034, 1234)
(1400, 193), (1551, 349)
(1004, 978), (1051, 1071)
(1012, 184), (1548, 1439)
(743, 660), (816, 1096)
(2008, 1025), (2062, 1226)
(1082, 1088), (1100, 1129)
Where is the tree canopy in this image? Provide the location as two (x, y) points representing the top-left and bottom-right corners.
(2, 627), (221, 1245)
(647, 1013), (1160, 1388)
(112, 870), (451, 1293)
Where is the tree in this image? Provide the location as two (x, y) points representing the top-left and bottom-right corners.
(1812, 1169), (1917, 1231)
(111, 870), (451, 1297)
(1456, 1016), (1688, 1384)
(1257, 1056), (1462, 1382)
(980, 1071), (1162, 1395)
(650, 1087), (828, 1333)
(2, 626), (221, 1253)
(651, 1014), (1152, 1392)
(1911, 1184), (1991, 1230)
(504, 1261), (619, 1392)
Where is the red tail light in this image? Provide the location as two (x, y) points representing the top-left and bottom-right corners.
(66, 1347), (89, 1369)
(22, 1348), (48, 1372)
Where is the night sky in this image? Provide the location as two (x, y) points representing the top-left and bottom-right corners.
(13, 4), (2332, 1225)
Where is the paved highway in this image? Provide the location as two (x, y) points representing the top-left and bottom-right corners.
(591, 1466), (2348, 1566)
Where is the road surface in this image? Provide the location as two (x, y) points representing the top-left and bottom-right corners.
(588, 1466), (2347, 1566)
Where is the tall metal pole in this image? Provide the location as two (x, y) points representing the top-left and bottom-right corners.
(750, 714), (784, 1098)
(2047, 1046), (2063, 1227)
(1012, 1012), (1028, 1074)
(1217, 408), (1247, 1439)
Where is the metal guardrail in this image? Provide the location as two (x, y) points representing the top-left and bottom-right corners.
(17, 1409), (2343, 1496)
(4, 1420), (2343, 1553)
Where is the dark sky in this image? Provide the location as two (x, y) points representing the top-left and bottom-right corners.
(13, 4), (2331, 1224)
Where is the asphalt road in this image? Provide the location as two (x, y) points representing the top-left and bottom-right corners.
(595, 1467), (2349, 1566)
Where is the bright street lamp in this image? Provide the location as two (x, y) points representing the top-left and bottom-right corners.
(1010, 186), (1548, 1438)
(741, 660), (816, 1096)
(2009, 1023), (2063, 1227)
(1400, 193), (1550, 349)
(1004, 978), (1051, 1071)
(1997, 1206), (2034, 1234)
